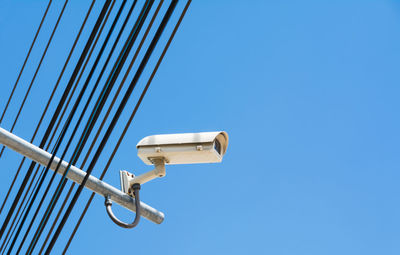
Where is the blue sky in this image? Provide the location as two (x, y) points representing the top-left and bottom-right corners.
(0, 1), (400, 254)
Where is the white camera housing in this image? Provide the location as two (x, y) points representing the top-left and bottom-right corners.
(136, 131), (229, 165)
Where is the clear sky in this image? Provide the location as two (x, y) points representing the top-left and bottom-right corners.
(0, 1), (399, 254)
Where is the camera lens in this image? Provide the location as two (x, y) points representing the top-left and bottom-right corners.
(214, 139), (221, 155)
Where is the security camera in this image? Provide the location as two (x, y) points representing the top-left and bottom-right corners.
(113, 131), (229, 228)
(119, 131), (229, 192)
(136, 131), (229, 165)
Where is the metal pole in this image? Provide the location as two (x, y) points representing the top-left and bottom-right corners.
(0, 127), (164, 224)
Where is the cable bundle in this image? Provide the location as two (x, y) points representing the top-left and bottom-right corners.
(0, 0), (191, 254)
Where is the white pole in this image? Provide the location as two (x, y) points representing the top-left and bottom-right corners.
(0, 127), (164, 224)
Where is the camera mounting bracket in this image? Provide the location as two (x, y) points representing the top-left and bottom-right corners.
(119, 157), (166, 197)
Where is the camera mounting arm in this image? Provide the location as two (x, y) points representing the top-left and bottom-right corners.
(119, 158), (166, 196)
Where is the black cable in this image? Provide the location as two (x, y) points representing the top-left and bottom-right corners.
(70, 0), (151, 174)
(5, 50), (91, 252)
(21, 0), (152, 251)
(8, 0), (115, 249)
(0, 0), (79, 241)
(5, 4), (112, 245)
(0, 0), (96, 217)
(9, 3), (135, 248)
(65, 0), (162, 182)
(62, 1), (191, 251)
(0, 0), (68, 158)
(0, 164), (41, 254)
(35, 2), (155, 250)
(1, 101), (81, 254)
(37, 182), (72, 255)
(0, 0), (68, 239)
(0, 164), (45, 254)
(0, 98), (80, 253)
(2, 124), (73, 253)
(1, 1), (96, 243)
(2, 112), (78, 255)
(25, 0), (155, 252)
(0, 0), (111, 247)
(0, 0), (52, 125)
(49, 0), (163, 249)
(23, 1), (129, 252)
(35, 0), (152, 230)
(40, 1), (141, 251)
(37, 0), (136, 251)
(45, 1), (177, 253)
(10, 1), (118, 253)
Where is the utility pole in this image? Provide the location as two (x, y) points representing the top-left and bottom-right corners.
(0, 127), (164, 224)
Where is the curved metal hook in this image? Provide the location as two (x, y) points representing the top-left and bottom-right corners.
(105, 183), (141, 228)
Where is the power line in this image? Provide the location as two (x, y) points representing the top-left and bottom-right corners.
(0, 1), (192, 253)
(19, 0), (152, 251)
(24, 1), (131, 252)
(0, 164), (45, 254)
(41, 1), (142, 251)
(46, 0), (165, 250)
(0, 0), (112, 245)
(62, 1), (191, 251)
(9, 1), (119, 253)
(45, 0), (178, 253)
(0, 0), (52, 125)
(36, 2), (156, 249)
(0, 0), (96, 218)
(0, 0), (68, 158)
